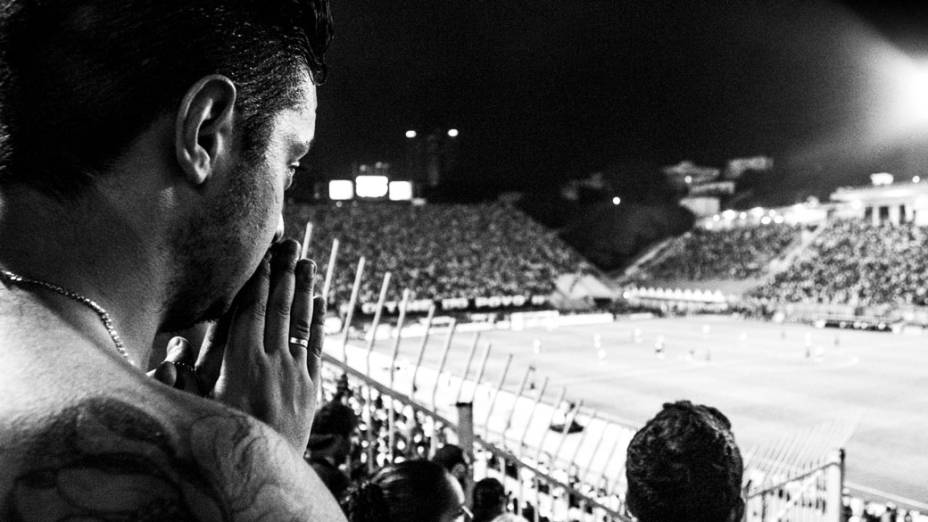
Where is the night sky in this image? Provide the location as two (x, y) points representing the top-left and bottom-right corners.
(304, 1), (928, 201)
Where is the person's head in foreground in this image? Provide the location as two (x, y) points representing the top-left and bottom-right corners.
(0, 0), (331, 336)
(0, 0), (345, 520)
(625, 400), (744, 522)
(432, 443), (470, 490)
(341, 459), (469, 522)
(472, 477), (507, 522)
(307, 400), (360, 499)
(310, 401), (360, 459)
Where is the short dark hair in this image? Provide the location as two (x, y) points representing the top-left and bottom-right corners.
(0, 0), (333, 197)
(431, 443), (467, 471)
(472, 477), (506, 522)
(342, 460), (460, 522)
(625, 400), (744, 522)
(311, 400), (359, 438)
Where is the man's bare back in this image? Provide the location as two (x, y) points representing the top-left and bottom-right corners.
(0, 294), (344, 521)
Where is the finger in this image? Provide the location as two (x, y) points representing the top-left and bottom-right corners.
(306, 294), (326, 385)
(165, 336), (196, 367)
(289, 258), (316, 359)
(265, 239), (300, 354)
(195, 314), (233, 391)
(162, 336), (201, 393)
(227, 251), (272, 366)
(151, 360), (177, 387)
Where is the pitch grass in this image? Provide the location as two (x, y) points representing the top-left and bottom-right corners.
(388, 315), (927, 507)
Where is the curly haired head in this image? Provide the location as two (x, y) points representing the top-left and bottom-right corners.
(625, 400), (744, 522)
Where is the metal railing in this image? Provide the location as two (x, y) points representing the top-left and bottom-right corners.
(744, 449), (844, 522)
(306, 231), (849, 522)
(319, 351), (632, 522)
(742, 419), (853, 522)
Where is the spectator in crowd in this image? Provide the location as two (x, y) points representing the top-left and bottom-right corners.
(625, 401), (744, 522)
(0, 0), (344, 519)
(341, 459), (469, 522)
(472, 477), (508, 522)
(753, 220), (928, 307)
(286, 201), (589, 306)
(637, 223), (800, 282)
(432, 443), (471, 492)
(308, 401), (360, 501)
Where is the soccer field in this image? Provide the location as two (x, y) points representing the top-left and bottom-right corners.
(387, 315), (928, 507)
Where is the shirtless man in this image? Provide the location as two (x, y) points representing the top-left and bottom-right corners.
(0, 0), (346, 519)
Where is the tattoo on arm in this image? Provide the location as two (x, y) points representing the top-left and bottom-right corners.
(7, 398), (314, 521)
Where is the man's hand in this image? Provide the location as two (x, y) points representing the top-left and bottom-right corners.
(150, 239), (326, 452)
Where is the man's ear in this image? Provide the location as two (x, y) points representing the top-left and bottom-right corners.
(175, 75), (237, 186)
(451, 462), (467, 478)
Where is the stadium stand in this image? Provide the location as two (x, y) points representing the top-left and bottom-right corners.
(287, 207), (926, 521)
(752, 220), (928, 306)
(633, 223), (802, 282)
(284, 201), (589, 305)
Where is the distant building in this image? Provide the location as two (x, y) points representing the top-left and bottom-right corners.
(663, 160), (728, 218)
(831, 173), (928, 226)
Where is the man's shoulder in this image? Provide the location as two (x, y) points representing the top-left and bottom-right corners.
(0, 381), (345, 521)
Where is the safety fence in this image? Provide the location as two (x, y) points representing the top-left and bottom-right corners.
(319, 352), (632, 522)
(742, 419), (854, 522)
(743, 450), (844, 522)
(308, 237), (851, 522)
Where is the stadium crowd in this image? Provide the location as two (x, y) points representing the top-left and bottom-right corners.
(637, 223), (800, 282)
(753, 220), (928, 306)
(285, 201), (588, 305)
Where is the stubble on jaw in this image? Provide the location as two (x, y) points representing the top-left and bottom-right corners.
(161, 156), (275, 332)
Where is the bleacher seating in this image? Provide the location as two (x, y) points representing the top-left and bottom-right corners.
(285, 201), (589, 305)
(634, 223), (801, 282)
(752, 220), (928, 306)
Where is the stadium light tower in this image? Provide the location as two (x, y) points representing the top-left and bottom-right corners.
(895, 63), (928, 129)
(873, 56), (928, 139)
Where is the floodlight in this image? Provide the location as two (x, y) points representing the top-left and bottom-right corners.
(895, 64), (928, 129)
(329, 180), (354, 200)
(405, 130), (417, 139)
(389, 181), (413, 201)
(447, 128), (459, 138)
(356, 175), (389, 198)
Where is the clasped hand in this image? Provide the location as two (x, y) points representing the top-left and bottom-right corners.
(150, 239), (324, 452)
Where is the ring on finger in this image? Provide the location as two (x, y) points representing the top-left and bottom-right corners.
(171, 361), (206, 396)
(289, 336), (309, 348)
(173, 361), (196, 375)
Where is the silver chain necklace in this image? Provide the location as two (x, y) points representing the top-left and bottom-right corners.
(0, 269), (134, 366)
